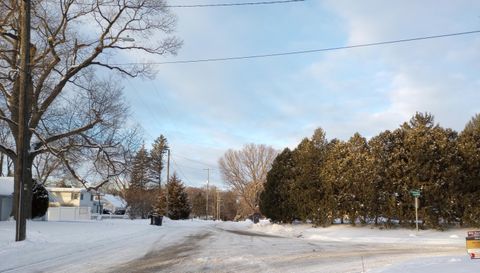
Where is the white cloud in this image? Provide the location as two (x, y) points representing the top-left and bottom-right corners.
(118, 1), (480, 185)
(320, 0), (480, 135)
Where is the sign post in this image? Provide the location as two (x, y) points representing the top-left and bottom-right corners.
(410, 189), (421, 232)
(466, 231), (480, 259)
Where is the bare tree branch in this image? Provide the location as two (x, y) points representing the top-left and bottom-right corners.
(0, 143), (15, 160)
(32, 116), (102, 151)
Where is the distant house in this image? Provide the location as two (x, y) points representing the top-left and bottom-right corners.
(46, 187), (103, 212)
(47, 187), (87, 206)
(0, 177), (13, 221)
(46, 187), (114, 214)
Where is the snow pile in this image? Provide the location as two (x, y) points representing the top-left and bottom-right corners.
(372, 255), (480, 273)
(250, 221), (299, 237)
(248, 221), (466, 246)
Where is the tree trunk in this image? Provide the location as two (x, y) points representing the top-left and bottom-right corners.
(0, 153), (3, 176)
(7, 158), (14, 176)
(12, 154), (33, 219)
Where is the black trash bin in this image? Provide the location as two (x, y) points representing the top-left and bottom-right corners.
(253, 213), (260, 224)
(152, 215), (163, 226)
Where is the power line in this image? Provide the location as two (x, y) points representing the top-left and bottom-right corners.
(48, 0), (304, 8)
(166, 0), (304, 8)
(171, 158), (194, 185)
(110, 30), (480, 65)
(172, 154), (217, 169)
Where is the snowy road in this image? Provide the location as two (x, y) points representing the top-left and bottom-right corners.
(0, 219), (477, 273)
(107, 224), (464, 273)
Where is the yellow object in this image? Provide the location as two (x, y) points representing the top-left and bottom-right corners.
(466, 239), (480, 249)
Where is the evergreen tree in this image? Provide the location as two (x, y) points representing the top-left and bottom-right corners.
(344, 133), (374, 225)
(130, 145), (152, 189)
(258, 113), (480, 229)
(322, 139), (350, 224)
(369, 130), (398, 226)
(152, 188), (167, 216)
(458, 114), (480, 226)
(385, 128), (410, 225)
(401, 112), (460, 229)
(31, 180), (49, 219)
(126, 145), (155, 219)
(290, 128), (329, 226)
(150, 135), (169, 188)
(260, 148), (297, 223)
(166, 173), (191, 220)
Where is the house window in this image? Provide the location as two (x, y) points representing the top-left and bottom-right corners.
(90, 195), (94, 201)
(71, 193), (79, 200)
(80, 193), (84, 200)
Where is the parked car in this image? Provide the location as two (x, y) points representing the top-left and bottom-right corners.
(102, 209), (112, 215)
(114, 209), (126, 215)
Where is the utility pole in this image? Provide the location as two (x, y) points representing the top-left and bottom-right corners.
(166, 148), (170, 184)
(203, 168), (210, 220)
(16, 0), (32, 242)
(216, 189), (221, 221)
(165, 148), (170, 214)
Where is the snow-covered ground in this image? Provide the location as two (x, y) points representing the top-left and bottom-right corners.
(0, 218), (478, 272)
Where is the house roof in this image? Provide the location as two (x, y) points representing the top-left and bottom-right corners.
(0, 177), (14, 196)
(46, 187), (86, 193)
(102, 194), (126, 208)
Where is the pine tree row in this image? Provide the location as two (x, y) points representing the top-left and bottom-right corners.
(126, 135), (191, 219)
(260, 113), (480, 229)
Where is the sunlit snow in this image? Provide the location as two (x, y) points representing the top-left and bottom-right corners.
(0, 219), (478, 272)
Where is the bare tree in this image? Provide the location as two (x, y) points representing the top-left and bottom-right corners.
(0, 0), (181, 226)
(0, 123), (12, 176)
(218, 144), (278, 218)
(32, 152), (63, 185)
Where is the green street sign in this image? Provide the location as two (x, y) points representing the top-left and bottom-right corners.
(410, 190), (421, 197)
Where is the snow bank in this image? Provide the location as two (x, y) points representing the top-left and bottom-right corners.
(248, 221), (467, 246)
(373, 255), (480, 273)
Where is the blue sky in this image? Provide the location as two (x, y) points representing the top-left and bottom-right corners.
(120, 0), (480, 188)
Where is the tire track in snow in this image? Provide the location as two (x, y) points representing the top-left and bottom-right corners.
(105, 231), (212, 273)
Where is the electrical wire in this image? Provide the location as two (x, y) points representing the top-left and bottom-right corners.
(166, 0), (304, 8)
(171, 158), (195, 184)
(172, 154), (217, 169)
(110, 30), (480, 65)
(50, 0), (305, 8)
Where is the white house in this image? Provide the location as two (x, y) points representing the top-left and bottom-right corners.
(46, 187), (110, 214)
(45, 187), (98, 221)
(0, 177), (13, 221)
(47, 187), (103, 213)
